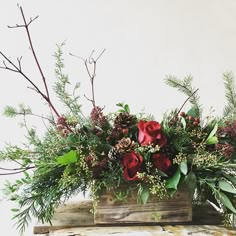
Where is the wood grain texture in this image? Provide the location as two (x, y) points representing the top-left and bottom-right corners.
(94, 187), (192, 224)
(47, 225), (236, 236)
(33, 199), (229, 234)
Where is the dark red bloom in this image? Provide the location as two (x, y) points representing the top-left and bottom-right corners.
(216, 143), (234, 159)
(152, 153), (171, 173)
(138, 120), (167, 147)
(122, 152), (143, 181)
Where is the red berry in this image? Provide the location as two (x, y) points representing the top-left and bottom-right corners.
(193, 121), (198, 126)
(179, 112), (185, 117)
(195, 117), (200, 123)
(188, 116), (194, 121)
(122, 128), (129, 135)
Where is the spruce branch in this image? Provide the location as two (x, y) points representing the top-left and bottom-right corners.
(165, 75), (202, 116)
(222, 71), (236, 117)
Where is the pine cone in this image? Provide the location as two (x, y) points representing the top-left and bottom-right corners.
(92, 159), (109, 179)
(114, 112), (136, 129)
(108, 147), (121, 160)
(115, 137), (136, 153)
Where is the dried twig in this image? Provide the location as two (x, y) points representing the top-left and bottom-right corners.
(0, 6), (60, 118)
(70, 49), (106, 107)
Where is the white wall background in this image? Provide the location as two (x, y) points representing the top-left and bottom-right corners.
(0, 0), (236, 235)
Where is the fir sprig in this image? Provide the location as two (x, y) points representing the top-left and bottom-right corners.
(223, 71), (236, 118)
(165, 75), (202, 116)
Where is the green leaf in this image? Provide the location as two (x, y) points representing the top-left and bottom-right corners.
(56, 150), (78, 166)
(166, 169), (181, 190)
(66, 133), (79, 146)
(179, 161), (188, 175)
(219, 180), (236, 194)
(216, 191), (236, 214)
(139, 186), (150, 204)
(185, 171), (197, 197)
(180, 117), (186, 130)
(206, 136), (218, 145)
(124, 104), (130, 113)
(168, 188), (177, 197)
(223, 173), (236, 185)
(11, 208), (19, 212)
(186, 108), (198, 117)
(206, 123), (218, 144)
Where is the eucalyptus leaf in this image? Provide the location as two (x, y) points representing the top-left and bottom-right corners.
(180, 116), (186, 130)
(223, 173), (236, 185)
(185, 171), (197, 197)
(180, 161), (188, 175)
(216, 191), (236, 214)
(219, 180), (236, 194)
(166, 169), (181, 190)
(140, 186), (150, 204)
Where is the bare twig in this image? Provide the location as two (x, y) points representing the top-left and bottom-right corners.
(70, 49), (106, 108)
(177, 88), (199, 115)
(0, 6), (61, 118)
(0, 166), (35, 176)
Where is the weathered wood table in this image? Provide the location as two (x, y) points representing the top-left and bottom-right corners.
(34, 200), (236, 236)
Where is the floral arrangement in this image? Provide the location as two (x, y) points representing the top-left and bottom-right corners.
(0, 7), (236, 234)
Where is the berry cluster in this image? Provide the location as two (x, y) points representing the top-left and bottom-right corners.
(179, 111), (200, 127)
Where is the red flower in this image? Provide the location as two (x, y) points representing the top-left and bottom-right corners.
(138, 120), (167, 147)
(122, 152), (143, 181)
(152, 153), (171, 173)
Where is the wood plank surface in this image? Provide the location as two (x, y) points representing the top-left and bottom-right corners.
(95, 186), (192, 224)
(33, 199), (228, 235)
(45, 225), (236, 236)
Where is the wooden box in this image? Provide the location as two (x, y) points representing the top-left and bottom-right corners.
(94, 186), (192, 224)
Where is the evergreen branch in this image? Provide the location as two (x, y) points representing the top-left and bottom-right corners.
(165, 75), (202, 116)
(53, 43), (83, 118)
(223, 71), (236, 117)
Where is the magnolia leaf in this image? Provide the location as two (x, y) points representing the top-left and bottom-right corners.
(140, 186), (150, 204)
(219, 180), (236, 194)
(206, 136), (218, 145)
(216, 191), (236, 214)
(166, 169), (181, 190)
(57, 150), (78, 165)
(179, 161), (188, 175)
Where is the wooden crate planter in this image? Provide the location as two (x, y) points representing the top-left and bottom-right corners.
(94, 186), (192, 224)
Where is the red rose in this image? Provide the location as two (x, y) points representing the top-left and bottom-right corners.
(138, 120), (167, 147)
(152, 153), (171, 173)
(122, 152), (143, 181)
